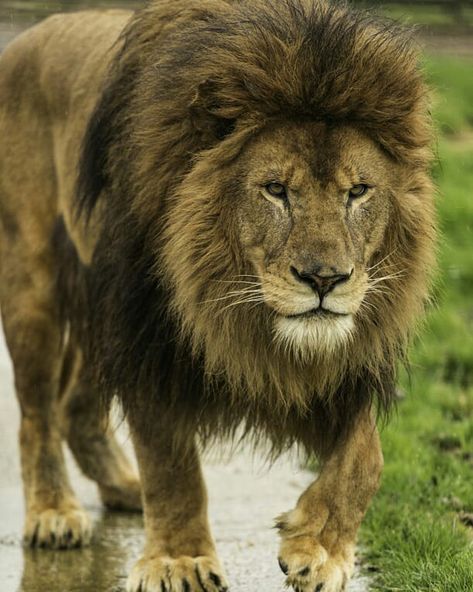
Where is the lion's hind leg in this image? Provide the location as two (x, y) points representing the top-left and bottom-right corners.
(0, 26), (94, 549)
(60, 360), (142, 512)
(0, 245), (92, 549)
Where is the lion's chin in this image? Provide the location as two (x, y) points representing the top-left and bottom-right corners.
(273, 313), (354, 359)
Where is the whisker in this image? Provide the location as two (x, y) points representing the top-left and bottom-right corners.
(368, 272), (405, 285)
(366, 249), (398, 273)
(210, 280), (261, 285)
(217, 297), (265, 315)
(199, 286), (263, 304)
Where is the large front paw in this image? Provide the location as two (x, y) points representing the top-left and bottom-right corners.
(24, 504), (92, 549)
(277, 511), (355, 592)
(278, 535), (354, 592)
(127, 555), (229, 592)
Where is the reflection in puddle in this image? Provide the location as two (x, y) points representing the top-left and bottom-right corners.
(20, 512), (144, 592)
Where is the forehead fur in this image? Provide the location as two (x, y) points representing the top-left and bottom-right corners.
(242, 122), (391, 188)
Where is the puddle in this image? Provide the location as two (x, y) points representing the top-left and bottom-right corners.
(1, 511), (144, 592)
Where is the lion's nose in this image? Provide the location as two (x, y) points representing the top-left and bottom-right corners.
(291, 265), (353, 299)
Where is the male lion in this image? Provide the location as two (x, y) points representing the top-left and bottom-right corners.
(0, 0), (435, 590)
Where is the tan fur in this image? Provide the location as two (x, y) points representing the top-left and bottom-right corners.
(0, 1), (435, 590)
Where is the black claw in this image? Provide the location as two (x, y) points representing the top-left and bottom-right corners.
(161, 580), (167, 592)
(30, 524), (39, 548)
(195, 566), (210, 592)
(315, 584), (325, 592)
(182, 578), (191, 592)
(209, 572), (222, 587)
(298, 567), (310, 577)
(278, 558), (289, 575)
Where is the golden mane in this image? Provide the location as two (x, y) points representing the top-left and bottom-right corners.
(74, 0), (436, 456)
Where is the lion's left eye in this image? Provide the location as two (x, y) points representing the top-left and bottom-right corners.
(348, 184), (369, 199)
(265, 182), (287, 199)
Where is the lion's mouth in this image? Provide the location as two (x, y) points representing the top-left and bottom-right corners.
(284, 307), (349, 320)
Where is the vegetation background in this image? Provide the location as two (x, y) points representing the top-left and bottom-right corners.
(359, 52), (473, 590)
(353, 4), (473, 590)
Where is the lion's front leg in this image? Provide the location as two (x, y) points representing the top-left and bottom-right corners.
(277, 410), (383, 592)
(126, 411), (228, 592)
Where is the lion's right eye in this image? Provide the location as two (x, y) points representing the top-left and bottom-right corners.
(265, 182), (287, 199)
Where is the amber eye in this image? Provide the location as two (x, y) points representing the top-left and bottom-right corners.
(265, 182), (287, 199)
(348, 184), (369, 199)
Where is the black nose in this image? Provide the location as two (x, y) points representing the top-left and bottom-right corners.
(291, 265), (352, 299)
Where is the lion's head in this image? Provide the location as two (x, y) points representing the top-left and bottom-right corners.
(78, 0), (436, 442)
(194, 122), (396, 356)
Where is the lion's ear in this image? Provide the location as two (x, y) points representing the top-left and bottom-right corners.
(190, 79), (238, 142)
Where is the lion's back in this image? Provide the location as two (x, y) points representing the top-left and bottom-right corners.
(0, 9), (132, 262)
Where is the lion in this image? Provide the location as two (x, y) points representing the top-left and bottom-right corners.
(0, 0), (435, 590)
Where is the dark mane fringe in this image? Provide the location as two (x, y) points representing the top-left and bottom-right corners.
(71, 0), (435, 456)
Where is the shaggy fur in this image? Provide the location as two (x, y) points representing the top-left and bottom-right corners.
(74, 0), (435, 455)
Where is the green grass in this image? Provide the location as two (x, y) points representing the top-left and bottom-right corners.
(353, 2), (473, 27)
(383, 5), (473, 28)
(359, 55), (473, 591)
(426, 57), (473, 135)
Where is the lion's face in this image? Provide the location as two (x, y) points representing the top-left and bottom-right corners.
(232, 121), (396, 355)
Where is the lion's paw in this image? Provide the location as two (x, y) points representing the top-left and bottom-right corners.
(127, 555), (229, 592)
(278, 535), (354, 592)
(24, 505), (92, 549)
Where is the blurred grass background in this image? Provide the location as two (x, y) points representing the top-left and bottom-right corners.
(360, 54), (473, 590)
